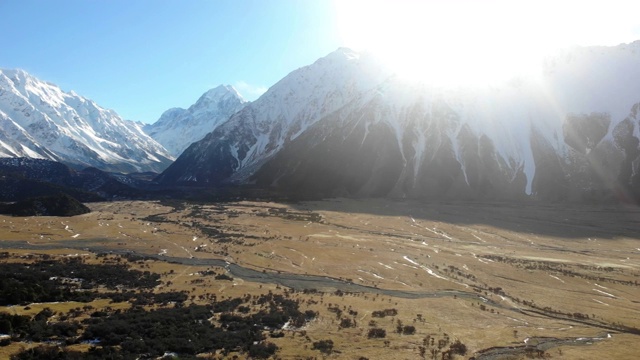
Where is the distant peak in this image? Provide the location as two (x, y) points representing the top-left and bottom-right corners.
(324, 47), (360, 61)
(0, 68), (61, 90)
(335, 47), (358, 55)
(0, 68), (31, 81)
(0, 68), (26, 75)
(205, 84), (236, 96)
(206, 84), (233, 94)
(223, 85), (246, 102)
(198, 84), (246, 104)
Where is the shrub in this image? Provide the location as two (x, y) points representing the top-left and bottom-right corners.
(312, 339), (334, 354)
(401, 325), (416, 335)
(339, 318), (354, 329)
(372, 309), (398, 318)
(248, 342), (277, 358)
(450, 340), (467, 355)
(367, 328), (386, 338)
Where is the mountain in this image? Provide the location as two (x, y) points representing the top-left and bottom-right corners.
(0, 157), (146, 201)
(160, 44), (640, 202)
(143, 85), (247, 157)
(156, 48), (391, 185)
(0, 69), (174, 173)
(0, 193), (91, 217)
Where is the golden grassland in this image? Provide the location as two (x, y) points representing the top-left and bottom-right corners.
(0, 198), (639, 359)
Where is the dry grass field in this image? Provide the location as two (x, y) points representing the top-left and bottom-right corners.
(1, 198), (639, 359)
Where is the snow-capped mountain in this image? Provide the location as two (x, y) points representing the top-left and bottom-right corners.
(0, 69), (174, 173)
(156, 48), (391, 184)
(144, 85), (247, 157)
(159, 44), (640, 202)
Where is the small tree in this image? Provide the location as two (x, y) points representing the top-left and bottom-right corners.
(339, 318), (354, 329)
(367, 328), (386, 339)
(402, 325), (416, 335)
(0, 319), (12, 334)
(449, 340), (467, 356)
(312, 339), (334, 354)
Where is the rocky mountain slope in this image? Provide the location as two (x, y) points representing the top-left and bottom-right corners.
(0, 157), (146, 201)
(158, 44), (640, 202)
(143, 85), (247, 157)
(156, 48), (391, 185)
(0, 69), (173, 173)
(0, 193), (91, 217)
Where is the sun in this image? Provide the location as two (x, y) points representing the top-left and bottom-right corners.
(333, 0), (640, 87)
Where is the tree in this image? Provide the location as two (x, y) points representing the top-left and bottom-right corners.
(0, 319), (12, 334)
(449, 340), (467, 356)
(402, 325), (416, 335)
(312, 339), (334, 355)
(367, 328), (386, 339)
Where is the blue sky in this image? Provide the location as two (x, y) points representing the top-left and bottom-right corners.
(2, 1), (640, 124)
(0, 0), (342, 123)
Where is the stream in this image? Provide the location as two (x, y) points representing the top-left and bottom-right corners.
(0, 239), (619, 357)
(0, 240), (493, 301)
(471, 333), (611, 359)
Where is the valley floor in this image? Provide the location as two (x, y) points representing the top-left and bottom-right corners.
(1, 198), (639, 359)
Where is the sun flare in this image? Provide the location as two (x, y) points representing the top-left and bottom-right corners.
(334, 0), (640, 87)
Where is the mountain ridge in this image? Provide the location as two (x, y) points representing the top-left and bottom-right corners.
(0, 68), (174, 173)
(158, 44), (640, 202)
(155, 48), (391, 185)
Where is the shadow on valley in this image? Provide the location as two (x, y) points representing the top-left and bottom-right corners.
(134, 180), (640, 241)
(288, 198), (640, 240)
(3, 154), (639, 240)
(110, 181), (640, 241)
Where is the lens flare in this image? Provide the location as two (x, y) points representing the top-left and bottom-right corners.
(334, 0), (640, 87)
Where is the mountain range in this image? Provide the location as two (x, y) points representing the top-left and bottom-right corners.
(158, 45), (640, 202)
(0, 69), (173, 173)
(3, 43), (640, 203)
(156, 49), (391, 185)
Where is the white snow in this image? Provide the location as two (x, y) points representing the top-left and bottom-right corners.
(210, 43), (640, 195)
(195, 48), (393, 183)
(8, 42), (640, 189)
(549, 275), (565, 283)
(403, 255), (447, 280)
(592, 288), (616, 298)
(144, 85), (247, 157)
(0, 69), (174, 172)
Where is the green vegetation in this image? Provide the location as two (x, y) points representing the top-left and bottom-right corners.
(0, 256), (159, 305)
(312, 339), (334, 354)
(8, 293), (314, 359)
(1, 254), (319, 359)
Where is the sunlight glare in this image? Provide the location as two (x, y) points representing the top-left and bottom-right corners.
(334, 0), (640, 87)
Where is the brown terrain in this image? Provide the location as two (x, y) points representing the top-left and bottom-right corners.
(1, 198), (639, 359)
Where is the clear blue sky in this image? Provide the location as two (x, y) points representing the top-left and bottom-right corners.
(0, 0), (343, 123)
(3, 1), (640, 124)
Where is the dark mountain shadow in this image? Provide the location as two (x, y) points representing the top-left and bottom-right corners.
(289, 198), (640, 240)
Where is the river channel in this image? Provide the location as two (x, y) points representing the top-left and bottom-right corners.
(0, 239), (615, 357)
